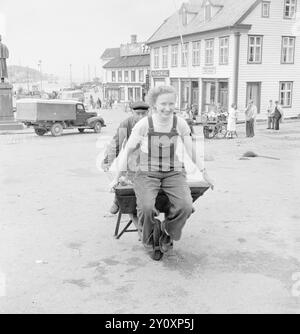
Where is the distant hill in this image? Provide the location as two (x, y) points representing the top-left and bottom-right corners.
(8, 65), (58, 84)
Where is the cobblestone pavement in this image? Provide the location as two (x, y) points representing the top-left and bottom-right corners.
(0, 107), (299, 314)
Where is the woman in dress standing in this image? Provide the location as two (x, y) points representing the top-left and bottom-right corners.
(226, 103), (238, 139)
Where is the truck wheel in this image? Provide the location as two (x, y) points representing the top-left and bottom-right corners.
(51, 123), (63, 137)
(94, 122), (102, 134)
(78, 129), (85, 133)
(35, 128), (47, 136)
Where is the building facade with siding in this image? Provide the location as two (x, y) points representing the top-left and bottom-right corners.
(102, 35), (150, 103)
(147, 0), (300, 118)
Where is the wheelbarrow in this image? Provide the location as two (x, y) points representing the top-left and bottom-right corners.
(114, 181), (210, 258)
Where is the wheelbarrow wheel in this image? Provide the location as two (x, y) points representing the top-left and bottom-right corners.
(150, 221), (164, 261)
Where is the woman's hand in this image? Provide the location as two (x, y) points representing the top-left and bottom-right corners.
(109, 178), (119, 193)
(202, 169), (215, 190)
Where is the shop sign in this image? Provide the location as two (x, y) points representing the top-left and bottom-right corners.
(202, 67), (216, 74)
(151, 70), (170, 78)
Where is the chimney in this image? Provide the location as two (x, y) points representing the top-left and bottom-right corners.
(131, 35), (137, 44)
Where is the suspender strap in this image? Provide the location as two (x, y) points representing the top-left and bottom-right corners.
(148, 117), (153, 172)
(148, 116), (154, 133)
(172, 116), (178, 132)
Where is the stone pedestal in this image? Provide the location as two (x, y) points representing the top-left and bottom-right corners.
(0, 83), (24, 130)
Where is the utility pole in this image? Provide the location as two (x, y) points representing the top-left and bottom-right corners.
(26, 66), (30, 93)
(38, 60), (42, 92)
(69, 64), (73, 88)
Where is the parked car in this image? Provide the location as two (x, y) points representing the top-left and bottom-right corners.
(16, 99), (106, 137)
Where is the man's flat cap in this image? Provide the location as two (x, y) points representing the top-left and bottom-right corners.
(131, 101), (149, 110)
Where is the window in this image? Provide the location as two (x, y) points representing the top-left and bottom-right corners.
(282, 37), (296, 63)
(262, 1), (270, 17)
(162, 46), (169, 68)
(219, 37), (229, 65)
(248, 36), (263, 63)
(284, 0), (297, 18)
(154, 48), (160, 68)
(124, 71), (129, 82)
(112, 71), (116, 82)
(280, 82), (293, 107)
(77, 104), (84, 112)
(205, 39), (214, 66)
(182, 8), (188, 26)
(139, 70), (144, 82)
(118, 71), (122, 82)
(131, 70), (136, 82)
(192, 41), (201, 66)
(205, 4), (212, 21)
(171, 45), (178, 67)
(181, 43), (189, 67)
(120, 87), (125, 101)
(128, 88), (133, 101)
(135, 88), (141, 101)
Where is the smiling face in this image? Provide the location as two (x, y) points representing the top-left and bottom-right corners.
(154, 93), (176, 121)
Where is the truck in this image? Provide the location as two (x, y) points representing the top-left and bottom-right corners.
(16, 99), (106, 137)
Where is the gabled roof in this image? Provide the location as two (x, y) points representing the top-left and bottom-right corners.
(147, 0), (261, 44)
(101, 48), (120, 60)
(103, 54), (150, 69)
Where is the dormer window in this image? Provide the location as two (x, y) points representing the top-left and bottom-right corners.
(182, 8), (188, 26)
(284, 0), (297, 19)
(205, 3), (212, 21)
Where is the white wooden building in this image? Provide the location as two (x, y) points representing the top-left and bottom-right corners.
(147, 0), (300, 118)
(101, 36), (150, 103)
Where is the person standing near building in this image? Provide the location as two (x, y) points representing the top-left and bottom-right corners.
(245, 100), (257, 138)
(266, 100), (275, 129)
(96, 98), (102, 109)
(226, 103), (238, 139)
(273, 101), (284, 131)
(89, 95), (95, 109)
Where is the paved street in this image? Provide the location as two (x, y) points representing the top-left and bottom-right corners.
(0, 107), (300, 314)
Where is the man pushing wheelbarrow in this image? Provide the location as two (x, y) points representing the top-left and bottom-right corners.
(109, 86), (214, 261)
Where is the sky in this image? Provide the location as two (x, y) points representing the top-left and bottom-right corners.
(0, 0), (185, 81)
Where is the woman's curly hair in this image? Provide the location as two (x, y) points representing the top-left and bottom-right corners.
(146, 85), (177, 107)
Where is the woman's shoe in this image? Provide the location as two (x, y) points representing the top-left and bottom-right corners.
(150, 247), (164, 261)
(159, 233), (173, 253)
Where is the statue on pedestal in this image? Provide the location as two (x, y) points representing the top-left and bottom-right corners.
(0, 35), (9, 83)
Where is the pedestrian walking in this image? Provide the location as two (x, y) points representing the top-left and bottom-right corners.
(245, 100), (257, 138)
(226, 103), (238, 139)
(96, 98), (102, 109)
(89, 95), (95, 109)
(266, 100), (275, 129)
(109, 97), (114, 109)
(273, 101), (284, 131)
(110, 86), (214, 261)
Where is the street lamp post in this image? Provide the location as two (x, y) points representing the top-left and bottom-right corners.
(70, 64), (73, 88)
(38, 60), (42, 92)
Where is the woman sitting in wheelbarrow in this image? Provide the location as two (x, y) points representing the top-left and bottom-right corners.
(111, 86), (214, 261)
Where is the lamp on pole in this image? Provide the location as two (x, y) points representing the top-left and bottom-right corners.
(38, 60), (42, 92)
(69, 64), (73, 88)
